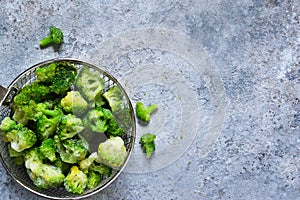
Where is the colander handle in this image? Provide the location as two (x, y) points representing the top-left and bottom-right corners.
(0, 85), (7, 102)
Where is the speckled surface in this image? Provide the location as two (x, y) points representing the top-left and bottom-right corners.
(0, 0), (300, 199)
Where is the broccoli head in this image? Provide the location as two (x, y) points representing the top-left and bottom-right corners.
(103, 86), (123, 112)
(39, 138), (57, 162)
(57, 114), (84, 140)
(61, 91), (88, 115)
(35, 63), (56, 83)
(83, 107), (113, 133)
(75, 66), (105, 103)
(55, 136), (89, 164)
(90, 163), (112, 177)
(0, 117), (17, 132)
(39, 26), (64, 48)
(105, 117), (124, 137)
(140, 133), (156, 159)
(64, 166), (88, 194)
(135, 101), (158, 123)
(12, 107), (29, 125)
(86, 170), (101, 190)
(97, 136), (128, 168)
(5, 123), (37, 152)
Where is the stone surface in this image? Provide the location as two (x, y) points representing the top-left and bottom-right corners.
(0, 0), (299, 199)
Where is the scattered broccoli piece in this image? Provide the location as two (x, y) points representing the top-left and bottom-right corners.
(79, 152), (99, 174)
(75, 66), (105, 103)
(86, 171), (101, 190)
(39, 26), (64, 48)
(83, 107), (113, 133)
(97, 137), (127, 168)
(5, 123), (37, 152)
(57, 114), (84, 140)
(0, 117), (17, 132)
(61, 91), (88, 115)
(140, 133), (156, 159)
(35, 63), (56, 83)
(55, 136), (89, 164)
(50, 62), (77, 95)
(39, 138), (57, 162)
(103, 86), (123, 112)
(135, 101), (158, 122)
(64, 166), (88, 195)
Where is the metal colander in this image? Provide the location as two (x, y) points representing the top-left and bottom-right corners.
(0, 58), (136, 199)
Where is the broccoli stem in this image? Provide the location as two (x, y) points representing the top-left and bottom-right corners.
(147, 104), (158, 114)
(39, 36), (52, 47)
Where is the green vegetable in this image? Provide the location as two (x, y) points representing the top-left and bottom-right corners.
(75, 66), (105, 103)
(39, 138), (57, 162)
(135, 101), (158, 122)
(61, 91), (88, 115)
(35, 63), (56, 83)
(57, 114), (84, 140)
(0, 117), (17, 132)
(103, 86), (123, 112)
(79, 152), (99, 174)
(91, 163), (112, 177)
(39, 26), (64, 48)
(64, 166), (88, 195)
(97, 136), (127, 168)
(86, 171), (101, 190)
(140, 133), (156, 159)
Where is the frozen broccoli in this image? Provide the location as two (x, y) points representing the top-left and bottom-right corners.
(57, 114), (84, 140)
(103, 86), (123, 112)
(90, 163), (112, 177)
(39, 138), (57, 162)
(53, 158), (72, 175)
(61, 91), (88, 115)
(5, 122), (37, 152)
(83, 107), (113, 133)
(0, 117), (17, 132)
(86, 171), (101, 190)
(24, 148), (65, 189)
(39, 26), (64, 48)
(50, 62), (77, 95)
(140, 133), (156, 159)
(12, 107), (29, 125)
(35, 63), (56, 83)
(79, 152), (99, 174)
(8, 144), (25, 165)
(55, 136), (89, 164)
(75, 67), (105, 103)
(135, 101), (158, 123)
(64, 166), (88, 194)
(105, 117), (124, 137)
(97, 136), (127, 168)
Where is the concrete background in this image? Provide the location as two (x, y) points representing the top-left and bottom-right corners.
(0, 0), (299, 199)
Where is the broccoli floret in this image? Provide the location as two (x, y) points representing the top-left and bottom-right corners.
(64, 166), (88, 195)
(97, 136), (127, 168)
(35, 63), (56, 83)
(39, 138), (57, 162)
(140, 133), (156, 159)
(5, 123), (37, 152)
(83, 107), (113, 133)
(12, 107), (29, 125)
(75, 67), (105, 103)
(86, 171), (101, 190)
(50, 62), (77, 95)
(135, 101), (158, 123)
(0, 117), (17, 132)
(105, 117), (124, 137)
(55, 136), (89, 164)
(39, 26), (64, 48)
(57, 114), (84, 140)
(79, 152), (99, 174)
(90, 163), (112, 177)
(103, 86), (123, 112)
(61, 91), (88, 115)
(36, 105), (63, 140)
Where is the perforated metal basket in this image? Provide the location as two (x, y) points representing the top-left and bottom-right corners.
(0, 58), (136, 199)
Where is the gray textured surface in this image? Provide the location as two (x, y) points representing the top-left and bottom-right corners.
(0, 0), (300, 200)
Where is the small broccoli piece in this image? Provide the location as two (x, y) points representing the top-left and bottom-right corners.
(0, 117), (17, 132)
(39, 138), (57, 162)
(83, 107), (113, 133)
(36, 105), (63, 140)
(106, 117), (124, 137)
(64, 166), (88, 195)
(39, 26), (64, 48)
(75, 67), (105, 103)
(53, 158), (72, 175)
(79, 152), (99, 174)
(86, 171), (101, 190)
(61, 91), (88, 115)
(103, 86), (123, 112)
(6, 124), (37, 152)
(57, 114), (84, 140)
(97, 137), (127, 168)
(35, 63), (56, 83)
(140, 133), (156, 159)
(12, 107), (29, 125)
(55, 136), (89, 164)
(91, 163), (112, 177)
(51, 62), (77, 95)
(135, 101), (158, 123)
